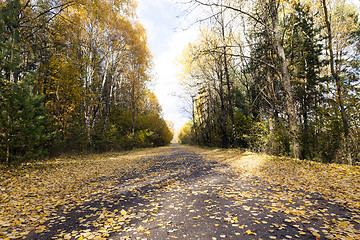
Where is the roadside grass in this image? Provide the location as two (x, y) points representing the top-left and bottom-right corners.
(185, 145), (360, 211)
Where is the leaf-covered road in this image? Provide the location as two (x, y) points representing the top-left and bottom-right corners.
(1, 145), (360, 239)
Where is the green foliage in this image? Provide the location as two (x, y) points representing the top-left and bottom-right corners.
(179, 0), (360, 165)
(321, 118), (344, 163)
(284, 2), (323, 160)
(0, 78), (50, 163)
(178, 121), (195, 145)
(95, 108), (173, 151)
(233, 111), (253, 148)
(138, 113), (173, 147)
(247, 119), (289, 156)
(0, 1), (52, 163)
(0, 0), (172, 163)
(0, 0), (21, 80)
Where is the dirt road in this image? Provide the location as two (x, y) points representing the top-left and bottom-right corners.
(24, 144), (359, 240)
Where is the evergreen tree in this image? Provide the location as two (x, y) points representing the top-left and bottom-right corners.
(0, 0), (21, 83)
(284, 3), (323, 160)
(0, 78), (49, 163)
(0, 1), (50, 163)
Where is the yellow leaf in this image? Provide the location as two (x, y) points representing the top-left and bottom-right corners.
(339, 222), (348, 227)
(120, 209), (127, 216)
(137, 226), (145, 231)
(245, 229), (257, 235)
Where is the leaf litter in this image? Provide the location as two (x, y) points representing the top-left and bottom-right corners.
(0, 148), (165, 239)
(188, 146), (360, 239)
(0, 145), (359, 240)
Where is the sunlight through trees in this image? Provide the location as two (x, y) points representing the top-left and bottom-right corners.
(179, 0), (360, 164)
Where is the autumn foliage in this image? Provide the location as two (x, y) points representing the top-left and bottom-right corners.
(0, 0), (172, 163)
(179, 0), (360, 165)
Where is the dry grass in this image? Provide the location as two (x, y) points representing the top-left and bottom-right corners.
(185, 145), (360, 211)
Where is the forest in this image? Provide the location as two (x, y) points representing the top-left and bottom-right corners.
(178, 0), (360, 165)
(0, 0), (173, 164)
(1, 1), (360, 239)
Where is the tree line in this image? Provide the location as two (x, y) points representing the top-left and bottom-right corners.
(0, 0), (173, 164)
(178, 0), (360, 165)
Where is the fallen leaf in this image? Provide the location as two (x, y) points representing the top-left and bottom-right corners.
(245, 229), (256, 236)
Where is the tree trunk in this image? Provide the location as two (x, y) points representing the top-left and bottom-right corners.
(6, 115), (11, 164)
(191, 96), (199, 145)
(92, 58), (109, 131)
(131, 74), (138, 136)
(132, 98), (136, 135)
(217, 10), (237, 147)
(85, 46), (94, 145)
(101, 85), (113, 136)
(269, 0), (300, 158)
(223, 47), (237, 147)
(268, 107), (275, 154)
(218, 68), (229, 148)
(322, 0), (352, 165)
(10, 36), (15, 83)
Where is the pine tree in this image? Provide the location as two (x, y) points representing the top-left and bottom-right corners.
(284, 3), (323, 160)
(0, 1), (49, 163)
(0, 78), (49, 163)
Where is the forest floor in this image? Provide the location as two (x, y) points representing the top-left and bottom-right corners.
(0, 144), (359, 240)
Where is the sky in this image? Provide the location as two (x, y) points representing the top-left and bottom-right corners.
(136, 0), (199, 132)
(137, 0), (360, 132)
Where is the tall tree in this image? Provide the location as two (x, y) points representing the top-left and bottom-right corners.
(321, 0), (354, 164)
(284, 2), (323, 159)
(269, 0), (300, 158)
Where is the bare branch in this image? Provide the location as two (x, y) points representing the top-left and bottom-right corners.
(191, 0), (266, 27)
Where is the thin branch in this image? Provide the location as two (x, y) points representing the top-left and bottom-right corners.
(192, 0), (266, 27)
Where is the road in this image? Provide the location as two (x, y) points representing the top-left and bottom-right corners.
(25, 144), (359, 240)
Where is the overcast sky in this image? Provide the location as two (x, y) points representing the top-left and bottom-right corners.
(137, 0), (198, 132)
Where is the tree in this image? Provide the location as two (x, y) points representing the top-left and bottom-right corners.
(186, 0), (301, 157)
(0, 0), (21, 83)
(269, 0), (300, 158)
(180, 0), (360, 164)
(0, 78), (49, 163)
(0, 0), (172, 163)
(321, 0), (359, 164)
(284, 2), (323, 159)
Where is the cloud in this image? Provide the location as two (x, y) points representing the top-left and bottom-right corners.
(152, 28), (199, 130)
(137, 0), (199, 131)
